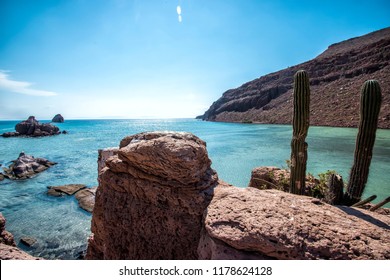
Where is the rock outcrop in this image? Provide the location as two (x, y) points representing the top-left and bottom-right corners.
(46, 184), (96, 213)
(198, 185), (390, 260)
(51, 114), (64, 123)
(249, 166), (290, 192)
(20, 236), (37, 247)
(198, 27), (390, 128)
(86, 132), (218, 259)
(87, 131), (390, 260)
(97, 148), (119, 173)
(2, 152), (57, 180)
(249, 166), (320, 197)
(0, 213), (41, 260)
(75, 187), (97, 213)
(46, 184), (86, 196)
(1, 116), (62, 137)
(0, 213), (15, 247)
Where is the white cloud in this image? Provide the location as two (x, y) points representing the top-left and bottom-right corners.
(0, 71), (58, 96)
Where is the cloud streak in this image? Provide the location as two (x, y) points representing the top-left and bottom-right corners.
(0, 71), (58, 96)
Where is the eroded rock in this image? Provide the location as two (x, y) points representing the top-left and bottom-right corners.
(2, 116), (61, 137)
(75, 187), (97, 213)
(249, 166), (290, 192)
(52, 114), (64, 123)
(46, 184), (86, 196)
(3, 152), (57, 180)
(97, 148), (119, 173)
(20, 236), (37, 247)
(86, 131), (218, 259)
(199, 185), (390, 260)
(0, 213), (15, 247)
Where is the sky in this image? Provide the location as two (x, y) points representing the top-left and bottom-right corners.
(0, 0), (389, 120)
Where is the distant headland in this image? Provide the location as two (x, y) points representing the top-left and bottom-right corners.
(197, 27), (390, 129)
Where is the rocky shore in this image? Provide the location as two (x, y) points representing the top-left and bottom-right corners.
(0, 213), (42, 260)
(86, 131), (390, 260)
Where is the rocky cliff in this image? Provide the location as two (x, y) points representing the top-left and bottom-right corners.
(198, 27), (390, 128)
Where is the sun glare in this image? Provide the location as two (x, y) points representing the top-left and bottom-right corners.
(177, 5), (182, 22)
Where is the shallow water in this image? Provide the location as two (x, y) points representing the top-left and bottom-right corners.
(0, 119), (389, 259)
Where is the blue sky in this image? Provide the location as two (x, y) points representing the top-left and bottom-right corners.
(0, 0), (389, 120)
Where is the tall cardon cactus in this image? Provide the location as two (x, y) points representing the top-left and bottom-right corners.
(344, 80), (382, 205)
(290, 70), (310, 195)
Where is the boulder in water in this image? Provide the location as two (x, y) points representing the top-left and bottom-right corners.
(3, 152), (57, 180)
(52, 114), (64, 123)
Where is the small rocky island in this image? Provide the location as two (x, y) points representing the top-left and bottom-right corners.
(52, 114), (64, 123)
(1, 152), (57, 180)
(1, 116), (65, 137)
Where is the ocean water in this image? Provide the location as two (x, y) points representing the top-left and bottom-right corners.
(0, 119), (389, 259)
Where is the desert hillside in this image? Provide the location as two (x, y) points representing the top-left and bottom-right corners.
(198, 27), (390, 128)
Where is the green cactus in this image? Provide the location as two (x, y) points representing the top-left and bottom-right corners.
(344, 80), (382, 205)
(290, 70), (310, 195)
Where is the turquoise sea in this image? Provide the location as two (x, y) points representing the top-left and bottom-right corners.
(0, 119), (389, 259)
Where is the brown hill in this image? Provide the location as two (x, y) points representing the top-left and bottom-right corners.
(198, 27), (390, 128)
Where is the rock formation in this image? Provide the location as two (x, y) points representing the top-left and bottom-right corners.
(0, 213), (15, 247)
(20, 236), (37, 247)
(198, 27), (390, 128)
(198, 185), (390, 260)
(52, 114), (64, 123)
(97, 148), (119, 173)
(1, 116), (61, 137)
(46, 184), (86, 196)
(249, 166), (320, 196)
(2, 152), (57, 180)
(86, 132), (218, 259)
(249, 166), (290, 192)
(87, 131), (390, 260)
(0, 213), (41, 260)
(75, 187), (97, 213)
(46, 184), (97, 213)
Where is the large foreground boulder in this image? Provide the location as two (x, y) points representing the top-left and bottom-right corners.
(2, 116), (61, 137)
(3, 152), (57, 180)
(198, 185), (390, 260)
(86, 132), (218, 259)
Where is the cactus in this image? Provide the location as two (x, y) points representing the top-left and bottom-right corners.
(290, 70), (310, 195)
(344, 80), (382, 205)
